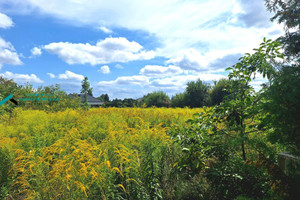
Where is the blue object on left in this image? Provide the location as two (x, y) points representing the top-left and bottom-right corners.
(0, 94), (13, 106)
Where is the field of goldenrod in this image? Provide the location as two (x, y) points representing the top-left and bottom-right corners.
(0, 107), (202, 199)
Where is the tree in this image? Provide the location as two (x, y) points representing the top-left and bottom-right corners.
(81, 77), (93, 95)
(223, 38), (284, 161)
(141, 91), (170, 107)
(264, 0), (300, 154)
(0, 77), (20, 97)
(97, 94), (109, 102)
(0, 77), (81, 112)
(122, 98), (137, 107)
(195, 38), (283, 161)
(262, 64), (300, 155)
(264, 0), (300, 155)
(265, 0), (300, 60)
(0, 77), (21, 114)
(80, 77), (93, 108)
(106, 98), (124, 107)
(184, 79), (209, 108)
(208, 79), (232, 106)
(171, 93), (186, 108)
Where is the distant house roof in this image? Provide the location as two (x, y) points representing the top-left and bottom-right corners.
(69, 93), (104, 106)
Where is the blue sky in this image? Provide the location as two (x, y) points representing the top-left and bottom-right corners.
(0, 0), (283, 99)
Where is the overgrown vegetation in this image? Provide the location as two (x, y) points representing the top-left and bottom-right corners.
(0, 0), (299, 199)
(0, 107), (205, 199)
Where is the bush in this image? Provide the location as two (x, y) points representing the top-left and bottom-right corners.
(141, 91), (171, 107)
(205, 157), (272, 200)
(171, 93), (186, 108)
(208, 79), (232, 106)
(262, 65), (300, 155)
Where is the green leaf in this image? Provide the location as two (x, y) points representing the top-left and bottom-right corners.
(236, 63), (242, 69)
(278, 54), (284, 59)
(182, 148), (190, 152)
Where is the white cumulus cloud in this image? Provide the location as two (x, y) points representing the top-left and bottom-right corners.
(0, 0), (284, 69)
(98, 65), (110, 74)
(151, 74), (226, 89)
(0, 37), (22, 69)
(0, 71), (43, 83)
(58, 70), (84, 81)
(47, 73), (55, 78)
(43, 37), (155, 65)
(166, 48), (211, 72)
(98, 26), (113, 34)
(97, 75), (149, 86)
(30, 47), (42, 57)
(140, 65), (183, 78)
(0, 12), (13, 29)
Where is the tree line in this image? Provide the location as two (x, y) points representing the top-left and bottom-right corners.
(0, 75), (232, 112)
(95, 78), (231, 108)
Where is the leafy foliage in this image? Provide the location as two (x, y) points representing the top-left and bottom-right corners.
(81, 76), (93, 96)
(97, 93), (110, 102)
(81, 76), (93, 108)
(184, 79), (210, 108)
(265, 0), (300, 60)
(168, 38), (294, 199)
(171, 93), (186, 108)
(141, 91), (171, 107)
(208, 79), (232, 106)
(104, 98), (138, 108)
(0, 78), (81, 114)
(262, 64), (300, 155)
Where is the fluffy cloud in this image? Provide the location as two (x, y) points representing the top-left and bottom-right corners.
(47, 73), (55, 78)
(30, 47), (42, 56)
(98, 26), (113, 34)
(236, 0), (273, 28)
(140, 65), (183, 78)
(0, 13), (22, 68)
(95, 75), (152, 99)
(95, 87), (146, 100)
(97, 75), (149, 86)
(209, 53), (242, 70)
(166, 48), (245, 73)
(0, 0), (283, 66)
(58, 70), (84, 81)
(166, 49), (211, 72)
(98, 65), (110, 74)
(0, 37), (22, 68)
(43, 37), (155, 65)
(151, 74), (226, 88)
(0, 12), (13, 29)
(0, 71), (43, 83)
